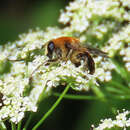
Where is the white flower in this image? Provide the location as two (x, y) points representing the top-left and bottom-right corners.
(93, 110), (130, 130)
(0, 0), (129, 124)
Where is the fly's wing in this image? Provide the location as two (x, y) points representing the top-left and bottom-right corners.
(86, 46), (108, 58)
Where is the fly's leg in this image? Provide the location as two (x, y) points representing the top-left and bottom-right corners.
(29, 58), (59, 84)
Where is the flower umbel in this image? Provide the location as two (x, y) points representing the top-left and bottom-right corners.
(0, 0), (129, 126)
(92, 110), (130, 130)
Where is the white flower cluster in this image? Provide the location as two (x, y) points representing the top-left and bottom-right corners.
(94, 57), (115, 82)
(120, 46), (130, 71)
(104, 24), (130, 71)
(92, 110), (130, 130)
(59, 0), (130, 33)
(0, 29), (94, 123)
(0, 31), (47, 123)
(0, 0), (129, 124)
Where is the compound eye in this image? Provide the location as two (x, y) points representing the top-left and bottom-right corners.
(47, 41), (55, 59)
(48, 41), (55, 52)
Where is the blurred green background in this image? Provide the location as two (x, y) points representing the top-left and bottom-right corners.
(0, 0), (68, 44)
(1, 0), (130, 130)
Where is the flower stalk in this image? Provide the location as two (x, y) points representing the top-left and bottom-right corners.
(0, 0), (129, 129)
(32, 83), (71, 130)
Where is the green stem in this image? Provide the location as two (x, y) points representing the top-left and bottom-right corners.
(53, 93), (98, 100)
(109, 81), (130, 94)
(91, 84), (106, 101)
(112, 95), (130, 100)
(23, 83), (48, 130)
(23, 113), (33, 130)
(17, 121), (22, 130)
(32, 83), (71, 130)
(111, 59), (129, 82)
(11, 122), (16, 130)
(105, 87), (126, 94)
(0, 122), (7, 130)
